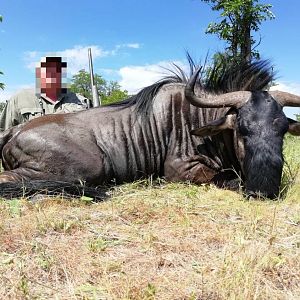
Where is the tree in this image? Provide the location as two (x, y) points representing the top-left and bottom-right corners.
(0, 15), (4, 90)
(102, 81), (128, 104)
(201, 0), (275, 63)
(70, 69), (128, 105)
(70, 69), (106, 100)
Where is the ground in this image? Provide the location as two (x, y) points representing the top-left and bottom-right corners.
(0, 136), (299, 300)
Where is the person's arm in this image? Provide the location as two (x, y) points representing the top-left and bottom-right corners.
(0, 96), (19, 131)
(75, 93), (90, 109)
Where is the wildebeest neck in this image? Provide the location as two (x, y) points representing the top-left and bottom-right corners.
(243, 136), (284, 198)
(169, 90), (240, 174)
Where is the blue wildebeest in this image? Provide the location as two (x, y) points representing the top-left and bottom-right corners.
(0, 60), (299, 199)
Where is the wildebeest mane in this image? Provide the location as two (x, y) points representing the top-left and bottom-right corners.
(105, 54), (199, 117)
(106, 71), (186, 117)
(205, 57), (275, 93)
(106, 55), (275, 117)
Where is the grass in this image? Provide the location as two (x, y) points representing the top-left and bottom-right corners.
(0, 136), (299, 299)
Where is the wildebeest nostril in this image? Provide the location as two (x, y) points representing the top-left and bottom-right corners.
(244, 190), (259, 199)
(245, 190), (277, 200)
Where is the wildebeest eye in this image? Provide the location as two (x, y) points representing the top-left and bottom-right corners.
(273, 117), (289, 134)
(237, 117), (250, 136)
(273, 117), (285, 126)
(273, 118), (281, 126)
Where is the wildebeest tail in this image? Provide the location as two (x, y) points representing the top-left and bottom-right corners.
(0, 180), (108, 201)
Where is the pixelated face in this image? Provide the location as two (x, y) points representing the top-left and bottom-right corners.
(36, 62), (62, 91)
(36, 57), (67, 98)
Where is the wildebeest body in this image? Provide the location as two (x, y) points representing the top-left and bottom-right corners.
(1, 59), (300, 199)
(1, 84), (230, 187)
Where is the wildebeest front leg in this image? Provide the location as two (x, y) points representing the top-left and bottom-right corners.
(164, 155), (220, 184)
(0, 167), (49, 183)
(0, 170), (25, 183)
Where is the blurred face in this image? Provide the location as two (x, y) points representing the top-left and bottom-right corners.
(36, 61), (63, 95)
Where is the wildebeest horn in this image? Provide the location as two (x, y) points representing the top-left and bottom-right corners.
(270, 91), (300, 107)
(185, 67), (251, 108)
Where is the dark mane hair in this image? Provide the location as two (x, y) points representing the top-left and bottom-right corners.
(204, 56), (275, 93)
(107, 54), (275, 116)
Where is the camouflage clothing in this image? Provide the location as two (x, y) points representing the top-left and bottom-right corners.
(0, 89), (88, 131)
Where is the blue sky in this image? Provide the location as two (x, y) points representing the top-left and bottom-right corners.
(1, 0), (299, 117)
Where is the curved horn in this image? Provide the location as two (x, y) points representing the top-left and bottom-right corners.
(185, 68), (252, 108)
(270, 91), (300, 107)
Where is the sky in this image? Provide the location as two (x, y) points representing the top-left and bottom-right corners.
(0, 0), (300, 117)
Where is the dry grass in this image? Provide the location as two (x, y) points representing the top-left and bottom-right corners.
(0, 137), (299, 300)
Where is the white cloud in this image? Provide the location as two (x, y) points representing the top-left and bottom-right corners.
(98, 68), (119, 76)
(0, 89), (14, 102)
(119, 60), (187, 94)
(119, 68), (300, 118)
(123, 43), (141, 49)
(24, 45), (110, 75)
(26, 51), (39, 59)
(23, 43), (141, 76)
(58, 45), (110, 75)
(110, 43), (141, 55)
(270, 81), (300, 95)
(24, 51), (41, 69)
(270, 81), (300, 118)
(119, 65), (164, 94)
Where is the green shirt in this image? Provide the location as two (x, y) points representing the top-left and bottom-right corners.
(0, 89), (88, 131)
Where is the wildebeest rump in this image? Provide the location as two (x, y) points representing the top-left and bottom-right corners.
(0, 60), (300, 199)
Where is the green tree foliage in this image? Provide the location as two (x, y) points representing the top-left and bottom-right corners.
(102, 81), (129, 104)
(70, 69), (106, 99)
(201, 0), (275, 63)
(70, 69), (128, 105)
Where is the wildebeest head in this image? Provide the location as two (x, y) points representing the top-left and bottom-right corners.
(185, 68), (300, 199)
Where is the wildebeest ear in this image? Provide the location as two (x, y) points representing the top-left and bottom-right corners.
(191, 114), (236, 137)
(287, 118), (300, 136)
